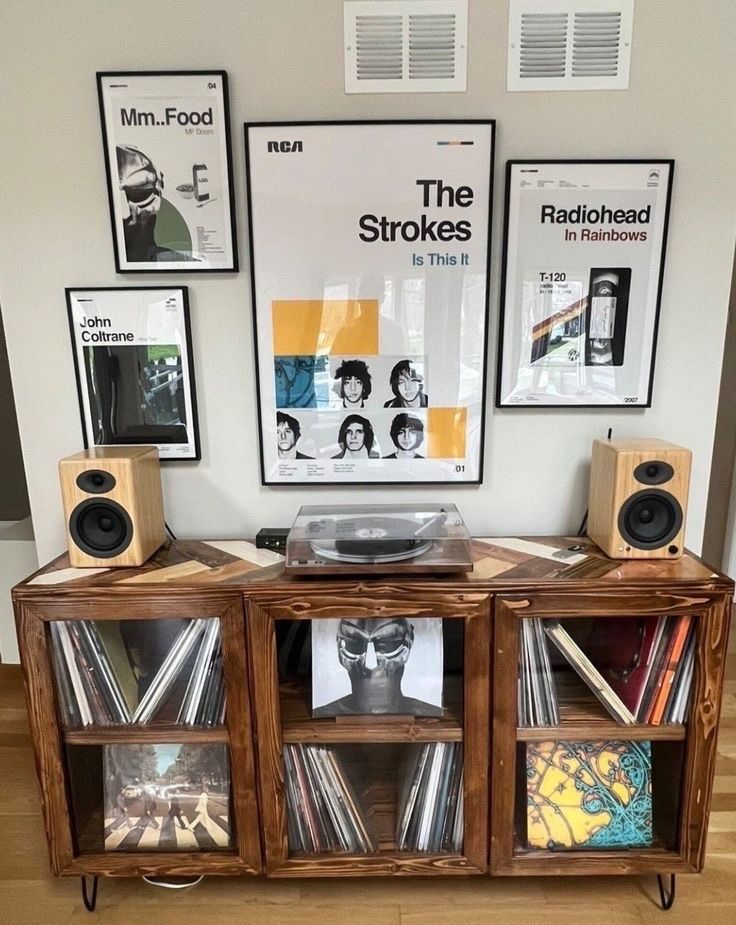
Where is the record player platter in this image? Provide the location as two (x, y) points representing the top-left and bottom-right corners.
(309, 514), (438, 563)
(311, 535), (432, 566)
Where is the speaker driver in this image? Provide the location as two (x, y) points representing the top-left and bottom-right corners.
(69, 498), (134, 558)
(618, 489), (683, 550)
(633, 460), (674, 485)
(76, 469), (117, 494)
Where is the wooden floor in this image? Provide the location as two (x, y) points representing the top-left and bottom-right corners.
(1, 659), (734, 924)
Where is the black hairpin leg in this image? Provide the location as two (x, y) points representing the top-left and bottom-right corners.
(81, 876), (99, 912)
(656, 873), (676, 910)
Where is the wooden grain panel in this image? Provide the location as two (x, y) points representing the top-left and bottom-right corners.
(281, 681), (463, 743)
(490, 599), (520, 875)
(518, 724), (685, 742)
(11, 538), (735, 885)
(679, 598), (732, 870)
(496, 850), (695, 877)
(267, 853), (483, 877)
(219, 597), (262, 875)
(495, 590), (719, 617)
(13, 536), (732, 594)
(461, 596), (491, 872)
(15, 603), (76, 875)
(63, 726), (229, 745)
(117, 561), (212, 583)
(247, 601), (288, 875)
(253, 591), (488, 622)
(61, 852), (249, 877)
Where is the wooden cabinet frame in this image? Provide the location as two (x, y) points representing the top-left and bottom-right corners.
(246, 588), (491, 876)
(15, 590), (261, 876)
(12, 537), (733, 886)
(490, 589), (732, 876)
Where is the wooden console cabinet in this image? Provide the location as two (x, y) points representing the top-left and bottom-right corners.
(12, 537), (732, 887)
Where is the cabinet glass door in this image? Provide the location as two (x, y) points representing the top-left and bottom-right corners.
(248, 591), (490, 875)
(48, 616), (226, 729)
(15, 593), (260, 876)
(492, 593), (730, 875)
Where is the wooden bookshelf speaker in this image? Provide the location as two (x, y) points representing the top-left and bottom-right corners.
(59, 447), (166, 567)
(588, 438), (691, 559)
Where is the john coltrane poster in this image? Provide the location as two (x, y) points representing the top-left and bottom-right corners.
(67, 287), (200, 461)
(245, 120), (494, 485)
(98, 71), (238, 272)
(497, 160), (673, 407)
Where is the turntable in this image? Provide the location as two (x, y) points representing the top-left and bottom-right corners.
(285, 503), (473, 575)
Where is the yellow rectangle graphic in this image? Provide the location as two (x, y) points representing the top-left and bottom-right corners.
(427, 407), (467, 459)
(272, 300), (379, 356)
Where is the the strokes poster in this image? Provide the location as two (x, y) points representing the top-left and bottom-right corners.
(245, 121), (494, 485)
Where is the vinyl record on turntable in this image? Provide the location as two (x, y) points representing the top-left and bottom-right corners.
(310, 515), (433, 563)
(286, 503), (473, 575)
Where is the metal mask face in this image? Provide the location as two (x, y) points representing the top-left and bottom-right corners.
(336, 618), (413, 675)
(117, 145), (164, 225)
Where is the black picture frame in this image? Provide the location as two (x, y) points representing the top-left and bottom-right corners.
(66, 286), (201, 461)
(97, 70), (239, 273)
(496, 159), (674, 408)
(244, 119), (495, 487)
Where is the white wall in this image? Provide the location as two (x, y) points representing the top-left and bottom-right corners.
(1, 0), (735, 566)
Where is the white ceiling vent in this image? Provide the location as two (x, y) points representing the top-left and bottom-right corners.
(508, 0), (634, 91)
(344, 0), (468, 93)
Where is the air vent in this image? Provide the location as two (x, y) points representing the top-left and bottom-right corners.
(508, 0), (634, 91)
(344, 1), (468, 93)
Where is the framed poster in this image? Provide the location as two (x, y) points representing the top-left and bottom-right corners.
(97, 71), (238, 272)
(245, 120), (494, 485)
(66, 287), (200, 460)
(497, 160), (674, 407)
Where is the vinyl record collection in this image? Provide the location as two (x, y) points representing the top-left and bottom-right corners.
(518, 619), (560, 726)
(49, 618), (226, 727)
(397, 742), (464, 853)
(283, 744), (376, 854)
(519, 616), (696, 727)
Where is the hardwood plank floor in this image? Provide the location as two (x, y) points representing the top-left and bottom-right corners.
(0, 657), (734, 924)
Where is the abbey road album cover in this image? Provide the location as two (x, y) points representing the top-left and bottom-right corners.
(104, 743), (231, 851)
